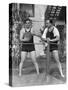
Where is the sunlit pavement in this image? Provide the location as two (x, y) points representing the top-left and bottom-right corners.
(12, 57), (66, 87)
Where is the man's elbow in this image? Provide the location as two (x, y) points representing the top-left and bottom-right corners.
(20, 37), (22, 41)
(41, 37), (46, 42)
(56, 36), (60, 41)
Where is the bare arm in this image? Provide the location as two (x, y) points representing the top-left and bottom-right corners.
(20, 29), (23, 41)
(31, 28), (42, 38)
(41, 28), (47, 42)
(32, 33), (42, 38)
(20, 29), (27, 42)
(50, 36), (59, 42)
(41, 37), (47, 42)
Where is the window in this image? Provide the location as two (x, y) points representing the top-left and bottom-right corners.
(20, 4), (34, 17)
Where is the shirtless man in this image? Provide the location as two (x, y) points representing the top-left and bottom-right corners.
(19, 19), (40, 76)
(42, 19), (64, 77)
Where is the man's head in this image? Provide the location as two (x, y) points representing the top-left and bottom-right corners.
(45, 19), (53, 28)
(24, 19), (32, 29)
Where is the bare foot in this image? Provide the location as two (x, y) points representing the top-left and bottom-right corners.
(46, 75), (50, 83)
(61, 73), (64, 78)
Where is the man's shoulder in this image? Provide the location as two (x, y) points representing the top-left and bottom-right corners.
(31, 27), (34, 31)
(53, 26), (60, 36)
(45, 27), (48, 30)
(30, 28), (34, 33)
(53, 26), (58, 31)
(20, 27), (25, 33)
(44, 27), (48, 32)
(53, 26), (59, 32)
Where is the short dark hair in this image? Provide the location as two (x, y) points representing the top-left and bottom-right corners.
(46, 19), (53, 24)
(24, 18), (32, 24)
(49, 19), (53, 24)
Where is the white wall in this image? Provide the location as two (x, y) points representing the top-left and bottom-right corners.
(30, 4), (47, 57)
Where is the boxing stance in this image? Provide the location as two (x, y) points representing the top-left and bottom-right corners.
(19, 19), (40, 76)
(42, 19), (64, 77)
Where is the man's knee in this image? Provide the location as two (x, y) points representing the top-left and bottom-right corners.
(53, 50), (58, 53)
(20, 57), (25, 63)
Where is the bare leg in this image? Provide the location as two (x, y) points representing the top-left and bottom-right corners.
(30, 51), (40, 75)
(19, 51), (27, 76)
(52, 50), (64, 77)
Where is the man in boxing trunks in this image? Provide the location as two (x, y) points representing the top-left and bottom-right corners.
(42, 19), (64, 77)
(19, 19), (40, 76)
